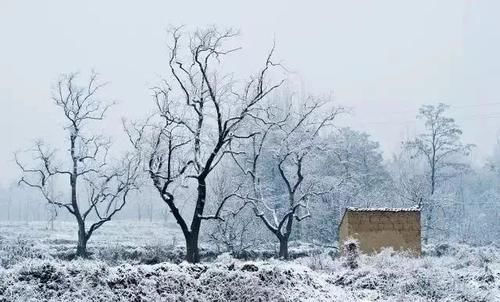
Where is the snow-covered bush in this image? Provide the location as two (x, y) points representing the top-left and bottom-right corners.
(0, 237), (50, 269)
(1, 222), (499, 301)
(342, 238), (360, 269)
(0, 259), (354, 301)
(2, 245), (499, 301)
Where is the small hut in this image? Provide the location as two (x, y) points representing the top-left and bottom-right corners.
(339, 207), (421, 256)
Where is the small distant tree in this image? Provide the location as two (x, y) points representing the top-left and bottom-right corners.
(232, 98), (343, 259)
(390, 149), (429, 207)
(205, 171), (263, 255)
(7, 192), (12, 221)
(207, 207), (261, 255)
(404, 103), (473, 242)
(46, 203), (58, 231)
(16, 72), (139, 257)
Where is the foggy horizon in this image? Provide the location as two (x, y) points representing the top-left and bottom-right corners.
(2, 0), (500, 188)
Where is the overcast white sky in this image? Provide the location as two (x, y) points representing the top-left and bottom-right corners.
(1, 0), (500, 187)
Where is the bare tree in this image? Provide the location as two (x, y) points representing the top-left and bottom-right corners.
(7, 192), (12, 221)
(126, 27), (283, 263)
(404, 103), (473, 242)
(207, 208), (260, 255)
(232, 98), (343, 259)
(205, 170), (262, 255)
(46, 203), (58, 231)
(16, 72), (139, 257)
(405, 103), (473, 196)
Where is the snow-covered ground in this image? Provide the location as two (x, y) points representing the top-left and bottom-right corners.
(0, 221), (186, 268)
(1, 221), (499, 301)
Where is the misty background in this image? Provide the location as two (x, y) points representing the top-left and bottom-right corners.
(1, 1), (500, 224)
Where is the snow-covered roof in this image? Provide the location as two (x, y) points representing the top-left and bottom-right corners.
(339, 206), (420, 227)
(346, 207), (420, 212)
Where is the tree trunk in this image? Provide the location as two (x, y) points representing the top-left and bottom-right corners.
(185, 234), (200, 263)
(279, 211), (294, 260)
(76, 223), (88, 258)
(279, 237), (289, 259)
(183, 178), (206, 263)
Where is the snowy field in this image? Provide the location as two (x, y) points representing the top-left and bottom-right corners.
(0, 221), (499, 301)
(0, 221), (186, 267)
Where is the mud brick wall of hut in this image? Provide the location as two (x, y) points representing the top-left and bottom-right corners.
(339, 211), (421, 256)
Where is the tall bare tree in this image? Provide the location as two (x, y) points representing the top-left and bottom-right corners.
(405, 103), (473, 196)
(404, 103), (473, 242)
(17, 72), (139, 257)
(231, 98), (343, 259)
(126, 27), (283, 263)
